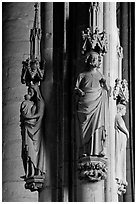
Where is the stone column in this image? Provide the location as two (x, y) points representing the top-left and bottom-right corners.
(38, 2), (54, 202)
(103, 2), (119, 202)
(120, 2), (135, 201)
(39, 2), (70, 201)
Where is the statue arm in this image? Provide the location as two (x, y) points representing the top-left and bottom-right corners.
(75, 74), (85, 96)
(37, 66), (44, 79)
(21, 64), (27, 84)
(99, 76), (111, 97)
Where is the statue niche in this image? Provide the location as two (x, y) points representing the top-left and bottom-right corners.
(20, 3), (46, 192)
(75, 51), (110, 158)
(75, 6), (110, 181)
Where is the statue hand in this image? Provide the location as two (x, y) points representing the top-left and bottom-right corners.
(75, 88), (85, 97)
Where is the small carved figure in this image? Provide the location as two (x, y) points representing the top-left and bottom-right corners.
(113, 78), (129, 105)
(75, 51), (110, 157)
(115, 103), (129, 193)
(21, 93), (36, 118)
(21, 58), (44, 86)
(20, 84), (46, 178)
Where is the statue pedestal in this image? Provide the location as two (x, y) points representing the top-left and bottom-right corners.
(77, 156), (107, 201)
(24, 175), (45, 192)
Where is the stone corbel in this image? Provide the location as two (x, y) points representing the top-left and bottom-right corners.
(24, 175), (45, 192)
(78, 156), (107, 182)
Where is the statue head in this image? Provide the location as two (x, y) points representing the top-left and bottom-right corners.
(117, 103), (126, 116)
(24, 94), (31, 100)
(85, 50), (99, 69)
(31, 58), (39, 71)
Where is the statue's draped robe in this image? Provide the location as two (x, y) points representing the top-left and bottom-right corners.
(21, 85), (46, 175)
(115, 114), (127, 185)
(75, 71), (108, 156)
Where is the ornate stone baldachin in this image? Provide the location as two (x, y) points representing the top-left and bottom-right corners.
(81, 27), (108, 56)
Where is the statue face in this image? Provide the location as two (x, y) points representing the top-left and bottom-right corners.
(117, 104), (126, 116)
(121, 106), (126, 116)
(88, 52), (99, 68)
(28, 88), (34, 97)
(24, 94), (31, 100)
(98, 55), (102, 69)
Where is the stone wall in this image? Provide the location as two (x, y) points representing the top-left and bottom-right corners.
(2, 2), (38, 201)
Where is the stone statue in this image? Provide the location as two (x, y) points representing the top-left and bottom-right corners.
(20, 84), (46, 178)
(75, 51), (110, 158)
(115, 103), (129, 194)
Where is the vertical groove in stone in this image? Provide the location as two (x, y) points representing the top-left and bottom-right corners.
(120, 2), (135, 202)
(39, 2), (53, 202)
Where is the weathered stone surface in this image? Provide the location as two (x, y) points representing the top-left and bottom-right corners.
(77, 180), (105, 202)
(2, 181), (38, 202)
(3, 158), (25, 183)
(3, 102), (21, 127)
(2, 139), (21, 160)
(2, 86), (26, 106)
(3, 124), (22, 143)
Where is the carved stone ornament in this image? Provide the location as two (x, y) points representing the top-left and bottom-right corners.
(21, 2), (45, 87)
(91, 2), (100, 11)
(24, 175), (45, 192)
(117, 45), (123, 58)
(116, 178), (128, 195)
(113, 78), (129, 105)
(81, 27), (108, 56)
(78, 156), (107, 182)
(20, 3), (46, 192)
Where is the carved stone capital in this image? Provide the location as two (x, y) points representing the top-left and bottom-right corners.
(24, 175), (45, 192)
(78, 156), (107, 182)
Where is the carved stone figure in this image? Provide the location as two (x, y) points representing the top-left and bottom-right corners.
(20, 84), (46, 178)
(75, 51), (110, 157)
(113, 78), (129, 105)
(21, 58), (44, 86)
(115, 103), (129, 194)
